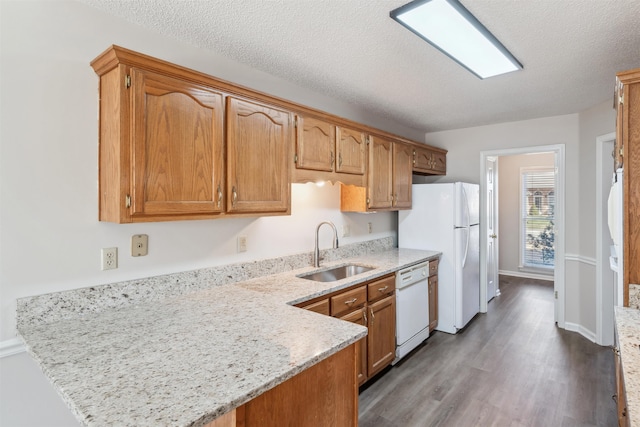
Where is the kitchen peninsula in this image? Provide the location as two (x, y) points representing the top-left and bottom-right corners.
(17, 243), (440, 426)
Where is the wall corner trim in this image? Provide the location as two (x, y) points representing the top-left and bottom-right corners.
(565, 253), (597, 266)
(0, 337), (26, 358)
(564, 322), (597, 344)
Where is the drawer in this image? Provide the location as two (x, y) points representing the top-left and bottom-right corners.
(299, 298), (330, 316)
(331, 286), (366, 317)
(367, 274), (395, 302)
(429, 259), (439, 276)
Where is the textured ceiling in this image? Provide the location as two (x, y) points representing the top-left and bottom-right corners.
(80, 0), (640, 133)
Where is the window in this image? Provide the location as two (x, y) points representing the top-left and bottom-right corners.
(521, 168), (555, 269)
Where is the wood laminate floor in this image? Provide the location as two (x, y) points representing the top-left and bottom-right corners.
(359, 275), (617, 427)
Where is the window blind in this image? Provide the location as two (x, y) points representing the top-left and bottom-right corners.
(521, 169), (555, 268)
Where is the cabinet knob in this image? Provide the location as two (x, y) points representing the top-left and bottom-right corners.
(232, 186), (238, 207)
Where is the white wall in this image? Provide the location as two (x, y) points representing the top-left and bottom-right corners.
(0, 0), (422, 344)
(422, 112), (605, 333)
(577, 100), (617, 334)
(0, 1), (410, 423)
(497, 153), (555, 274)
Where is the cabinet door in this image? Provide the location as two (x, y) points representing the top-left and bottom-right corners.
(428, 275), (438, 332)
(336, 126), (366, 175)
(367, 294), (396, 377)
(340, 308), (368, 386)
(296, 115), (335, 172)
(393, 142), (413, 209)
(413, 145), (447, 175)
(131, 68), (224, 217)
(226, 97), (291, 214)
(432, 151), (447, 173)
(368, 136), (394, 210)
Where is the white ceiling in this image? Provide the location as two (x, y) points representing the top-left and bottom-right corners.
(80, 0), (640, 133)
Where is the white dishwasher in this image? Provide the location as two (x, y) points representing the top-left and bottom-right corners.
(393, 261), (430, 364)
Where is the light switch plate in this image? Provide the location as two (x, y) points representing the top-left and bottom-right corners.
(131, 234), (148, 257)
(237, 236), (247, 253)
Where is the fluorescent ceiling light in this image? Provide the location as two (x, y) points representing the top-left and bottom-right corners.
(390, 0), (523, 79)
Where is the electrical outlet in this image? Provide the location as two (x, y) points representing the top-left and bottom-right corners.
(131, 234), (148, 257)
(368, 222), (373, 234)
(101, 247), (118, 270)
(342, 225), (351, 237)
(237, 236), (247, 253)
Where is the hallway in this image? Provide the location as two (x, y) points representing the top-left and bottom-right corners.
(359, 275), (617, 426)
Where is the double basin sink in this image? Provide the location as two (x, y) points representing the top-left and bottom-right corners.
(298, 264), (375, 283)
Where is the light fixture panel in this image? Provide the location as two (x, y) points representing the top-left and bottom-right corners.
(390, 0), (523, 79)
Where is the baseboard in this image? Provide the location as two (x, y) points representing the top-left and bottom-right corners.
(565, 253), (597, 266)
(564, 322), (597, 343)
(498, 269), (554, 282)
(0, 337), (26, 358)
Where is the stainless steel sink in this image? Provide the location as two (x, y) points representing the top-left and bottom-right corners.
(298, 264), (375, 282)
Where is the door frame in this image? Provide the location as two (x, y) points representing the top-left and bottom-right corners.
(485, 156), (500, 301)
(479, 145), (566, 329)
(595, 132), (616, 346)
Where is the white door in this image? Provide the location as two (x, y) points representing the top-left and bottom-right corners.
(486, 157), (499, 301)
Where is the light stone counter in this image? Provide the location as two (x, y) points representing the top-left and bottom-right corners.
(615, 306), (640, 427)
(18, 247), (439, 427)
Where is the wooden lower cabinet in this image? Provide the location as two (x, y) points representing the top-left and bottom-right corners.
(428, 275), (438, 332)
(299, 298), (330, 316)
(428, 259), (439, 332)
(367, 295), (396, 377)
(614, 346), (630, 427)
(340, 307), (368, 386)
(296, 273), (397, 385)
(206, 344), (358, 427)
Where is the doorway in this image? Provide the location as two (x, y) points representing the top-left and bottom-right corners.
(596, 132), (616, 346)
(480, 145), (566, 328)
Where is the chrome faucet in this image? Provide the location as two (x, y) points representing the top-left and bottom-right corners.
(314, 221), (339, 267)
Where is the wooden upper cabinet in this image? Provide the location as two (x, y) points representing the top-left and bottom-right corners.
(368, 135), (394, 210)
(413, 144), (447, 175)
(295, 115), (335, 172)
(336, 126), (366, 175)
(617, 67), (640, 305)
(130, 68), (224, 218)
(340, 137), (414, 212)
(393, 142), (413, 209)
(226, 97), (292, 214)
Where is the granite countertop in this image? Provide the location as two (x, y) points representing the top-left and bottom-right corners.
(18, 248), (439, 427)
(615, 306), (640, 427)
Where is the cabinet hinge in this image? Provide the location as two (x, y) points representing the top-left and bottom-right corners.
(293, 116), (298, 128)
(125, 194), (131, 208)
(294, 154), (298, 164)
(366, 197), (370, 205)
(619, 145), (624, 157)
(619, 92), (624, 105)
(125, 75), (131, 89)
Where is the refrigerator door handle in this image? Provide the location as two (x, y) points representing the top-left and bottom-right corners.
(462, 226), (470, 268)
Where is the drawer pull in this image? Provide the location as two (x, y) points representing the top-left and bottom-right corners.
(345, 298), (358, 305)
(363, 309), (367, 323)
(378, 285), (389, 293)
(370, 307), (375, 324)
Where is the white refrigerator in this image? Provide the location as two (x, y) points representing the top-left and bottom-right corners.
(398, 183), (480, 334)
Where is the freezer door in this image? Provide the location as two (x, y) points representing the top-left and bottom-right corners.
(463, 183), (480, 225)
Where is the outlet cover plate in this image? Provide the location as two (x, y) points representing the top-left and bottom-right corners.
(131, 234), (148, 257)
(101, 247), (118, 270)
